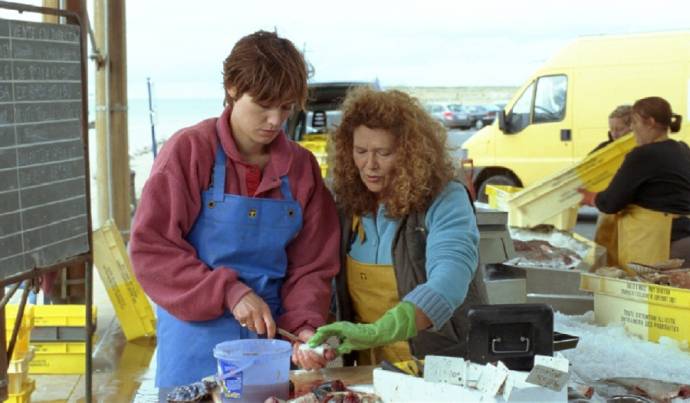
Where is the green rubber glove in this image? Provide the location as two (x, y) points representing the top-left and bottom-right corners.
(307, 302), (418, 356)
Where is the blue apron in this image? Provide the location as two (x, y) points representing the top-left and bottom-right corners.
(156, 144), (303, 387)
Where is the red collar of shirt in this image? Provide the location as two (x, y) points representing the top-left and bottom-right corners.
(215, 105), (294, 194)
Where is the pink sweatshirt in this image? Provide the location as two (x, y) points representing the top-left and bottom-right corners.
(129, 106), (340, 333)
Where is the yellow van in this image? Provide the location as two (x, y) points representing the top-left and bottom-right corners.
(463, 31), (690, 201)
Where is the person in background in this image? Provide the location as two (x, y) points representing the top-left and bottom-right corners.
(129, 30), (339, 391)
(308, 88), (486, 365)
(579, 96), (690, 268)
(588, 105), (633, 258)
(590, 105), (632, 153)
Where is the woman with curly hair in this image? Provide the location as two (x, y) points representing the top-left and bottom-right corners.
(308, 87), (486, 365)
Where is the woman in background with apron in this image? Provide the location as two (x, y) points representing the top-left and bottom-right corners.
(589, 104), (633, 265)
(129, 31), (339, 392)
(580, 96), (690, 269)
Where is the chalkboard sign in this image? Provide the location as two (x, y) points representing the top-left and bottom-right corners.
(0, 18), (88, 281)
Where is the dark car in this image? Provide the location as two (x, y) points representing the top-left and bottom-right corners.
(286, 81), (380, 141)
(425, 103), (474, 130)
(466, 104), (501, 128)
(285, 81), (380, 177)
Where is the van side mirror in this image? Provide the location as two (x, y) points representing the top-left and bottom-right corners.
(498, 109), (508, 133)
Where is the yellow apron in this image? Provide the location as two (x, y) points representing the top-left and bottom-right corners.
(595, 205), (674, 270)
(346, 217), (412, 365)
(595, 213), (618, 266)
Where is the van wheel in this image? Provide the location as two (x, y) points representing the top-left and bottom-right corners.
(477, 174), (518, 203)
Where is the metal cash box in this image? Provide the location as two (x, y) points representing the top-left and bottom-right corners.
(466, 303), (554, 371)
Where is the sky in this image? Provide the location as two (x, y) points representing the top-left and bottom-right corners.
(2, 0), (690, 100)
(122, 0), (690, 100)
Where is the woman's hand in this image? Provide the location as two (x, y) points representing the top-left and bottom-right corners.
(577, 188), (597, 207)
(308, 302), (417, 355)
(290, 328), (336, 370)
(231, 291), (276, 338)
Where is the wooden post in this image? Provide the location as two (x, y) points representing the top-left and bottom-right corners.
(41, 0), (59, 23)
(94, 0), (109, 228)
(94, 0), (131, 237)
(107, 0), (131, 237)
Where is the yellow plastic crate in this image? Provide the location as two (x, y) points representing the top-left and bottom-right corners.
(7, 348), (34, 394)
(299, 138), (329, 178)
(485, 184), (519, 209)
(486, 184), (579, 230)
(5, 304), (34, 361)
(500, 134), (636, 227)
(28, 341), (86, 374)
(580, 273), (690, 348)
(6, 379), (35, 403)
(32, 304), (96, 327)
(93, 219), (156, 341)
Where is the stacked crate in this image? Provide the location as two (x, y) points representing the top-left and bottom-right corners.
(92, 219), (156, 341)
(5, 304), (36, 402)
(28, 305), (96, 374)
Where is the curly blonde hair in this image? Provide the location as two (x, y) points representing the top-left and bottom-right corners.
(332, 87), (456, 218)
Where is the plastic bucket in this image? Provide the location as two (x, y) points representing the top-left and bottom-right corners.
(213, 339), (292, 402)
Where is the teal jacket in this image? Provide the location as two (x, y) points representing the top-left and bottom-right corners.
(336, 181), (487, 361)
(349, 181), (479, 329)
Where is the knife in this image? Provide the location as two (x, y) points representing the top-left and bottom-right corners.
(277, 327), (302, 343)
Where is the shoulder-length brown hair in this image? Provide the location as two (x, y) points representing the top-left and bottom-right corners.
(633, 96), (682, 133)
(332, 87), (455, 218)
(222, 30), (308, 109)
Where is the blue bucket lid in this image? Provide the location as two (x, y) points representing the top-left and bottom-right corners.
(213, 339), (291, 361)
